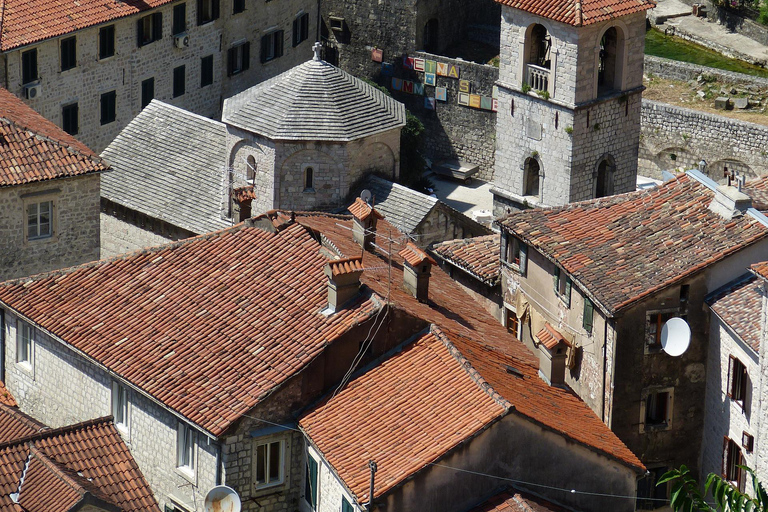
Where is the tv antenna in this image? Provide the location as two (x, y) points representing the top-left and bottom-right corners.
(204, 485), (241, 512)
(360, 189), (372, 204)
(660, 317), (691, 357)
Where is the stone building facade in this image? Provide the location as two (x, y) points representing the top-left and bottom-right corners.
(492, 7), (649, 214)
(0, 0), (318, 152)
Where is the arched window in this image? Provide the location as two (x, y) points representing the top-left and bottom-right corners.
(304, 166), (314, 190)
(595, 157), (615, 198)
(524, 158), (540, 198)
(246, 155), (257, 184)
(524, 24), (551, 93)
(424, 19), (438, 53)
(597, 27), (624, 94)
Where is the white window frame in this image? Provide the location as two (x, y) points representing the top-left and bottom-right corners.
(111, 381), (130, 433)
(26, 200), (53, 240)
(254, 439), (285, 489)
(177, 422), (196, 476)
(16, 320), (33, 369)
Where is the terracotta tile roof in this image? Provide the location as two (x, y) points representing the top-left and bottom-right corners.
(0, 88), (106, 187)
(0, 416), (159, 511)
(399, 242), (436, 267)
(535, 323), (570, 350)
(752, 261), (768, 281)
(0, 382), (17, 408)
(233, 185), (256, 202)
(0, 0), (176, 51)
(328, 256), (365, 276)
(498, 174), (768, 315)
(707, 274), (762, 354)
(300, 328), (508, 502)
(431, 234), (501, 286)
(347, 198), (384, 221)
(494, 0), (654, 26)
(0, 222), (381, 436)
(468, 489), (570, 512)
(0, 403), (45, 443)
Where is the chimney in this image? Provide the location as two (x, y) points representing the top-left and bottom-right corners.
(709, 183), (752, 220)
(535, 324), (570, 387)
(324, 257), (364, 312)
(348, 198), (383, 248)
(399, 243), (436, 302)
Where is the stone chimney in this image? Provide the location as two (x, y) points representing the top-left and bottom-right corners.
(324, 257), (364, 312)
(399, 243), (436, 302)
(709, 183), (752, 220)
(348, 198), (383, 248)
(535, 324), (570, 387)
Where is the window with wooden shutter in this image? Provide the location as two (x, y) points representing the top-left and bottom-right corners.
(583, 297), (593, 333)
(727, 355), (748, 409)
(723, 437), (745, 491)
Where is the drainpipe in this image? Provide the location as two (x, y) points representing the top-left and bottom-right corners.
(601, 317), (608, 425)
(367, 460), (377, 510)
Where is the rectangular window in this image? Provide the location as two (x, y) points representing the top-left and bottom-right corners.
(723, 437), (745, 492)
(141, 78), (155, 109)
(111, 381), (129, 431)
(505, 308), (518, 337)
(255, 440), (284, 488)
(100, 91), (117, 125)
(305, 454), (318, 509)
(21, 49), (38, 84)
(173, 65), (186, 97)
(201, 55), (214, 86)
(641, 388), (674, 432)
(260, 30), (284, 63)
(62, 103), (78, 135)
(233, 0), (245, 14)
(173, 3), (187, 35)
(227, 42), (250, 76)
(99, 25), (115, 59)
(646, 310), (677, 351)
(636, 466), (668, 510)
(553, 267), (572, 307)
(500, 233), (527, 274)
(27, 201), (52, 240)
(60, 36), (77, 71)
(197, 0), (220, 25)
(177, 423), (195, 471)
(583, 297), (594, 333)
(341, 497), (354, 512)
(17, 321), (33, 365)
(293, 13), (309, 47)
(727, 355), (748, 409)
(138, 12), (163, 47)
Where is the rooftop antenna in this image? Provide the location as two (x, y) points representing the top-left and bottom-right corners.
(660, 317), (691, 357)
(204, 485), (241, 512)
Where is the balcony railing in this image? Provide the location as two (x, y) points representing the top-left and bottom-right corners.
(525, 63), (549, 93)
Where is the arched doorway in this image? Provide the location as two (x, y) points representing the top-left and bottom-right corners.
(595, 156), (615, 198)
(524, 158), (541, 198)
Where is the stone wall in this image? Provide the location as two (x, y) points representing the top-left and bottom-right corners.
(0, 174), (100, 282)
(644, 55), (768, 87)
(1, 310), (219, 511)
(0, 0), (317, 152)
(639, 99), (768, 180)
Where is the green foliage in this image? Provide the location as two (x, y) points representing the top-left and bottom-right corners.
(659, 465), (768, 512)
(521, 83), (532, 94)
(564, 126), (574, 135)
(361, 77), (392, 97)
(759, 0), (768, 25)
(399, 111), (428, 190)
(536, 89), (550, 100)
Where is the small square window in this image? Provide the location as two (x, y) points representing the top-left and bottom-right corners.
(62, 103), (78, 135)
(646, 309), (677, 352)
(141, 78), (155, 109)
(173, 65), (186, 97)
(22, 49), (38, 84)
(60, 37), (77, 71)
(233, 0), (245, 14)
(255, 440), (284, 488)
(260, 30), (284, 63)
(197, 0), (220, 25)
(17, 321), (33, 366)
(173, 3), (187, 35)
(227, 42), (250, 76)
(201, 55), (214, 87)
(111, 381), (129, 431)
(100, 90), (117, 125)
(293, 13), (309, 47)
(99, 25), (115, 59)
(27, 201), (53, 239)
(177, 423), (195, 472)
(640, 387), (673, 432)
(138, 12), (163, 47)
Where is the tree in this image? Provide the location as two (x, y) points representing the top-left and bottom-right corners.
(660, 465), (768, 511)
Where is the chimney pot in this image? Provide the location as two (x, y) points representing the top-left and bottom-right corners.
(324, 257), (364, 312)
(349, 198), (383, 249)
(399, 243), (435, 302)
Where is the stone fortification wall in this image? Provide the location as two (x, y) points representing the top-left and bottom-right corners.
(644, 55), (768, 87)
(639, 99), (768, 180)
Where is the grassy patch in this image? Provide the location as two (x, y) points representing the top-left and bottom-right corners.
(645, 28), (768, 78)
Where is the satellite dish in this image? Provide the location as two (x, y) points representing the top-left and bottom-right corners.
(661, 317), (691, 357)
(360, 189), (372, 203)
(204, 486), (241, 512)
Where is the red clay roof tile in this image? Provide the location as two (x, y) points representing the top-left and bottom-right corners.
(0, 382), (17, 408)
(399, 242), (436, 267)
(0, 88), (106, 187)
(432, 234), (501, 285)
(468, 489), (569, 512)
(752, 261), (768, 281)
(0, 404), (44, 443)
(535, 323), (570, 350)
(708, 275), (762, 354)
(328, 256), (365, 276)
(495, 0), (654, 25)
(347, 198), (384, 221)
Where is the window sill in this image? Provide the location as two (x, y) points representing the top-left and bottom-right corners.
(98, 55), (116, 62)
(198, 19), (217, 27)
(303, 188), (315, 194)
(16, 361), (33, 376)
(175, 466), (196, 484)
(501, 260), (522, 274)
(253, 481), (287, 498)
(641, 422), (670, 433)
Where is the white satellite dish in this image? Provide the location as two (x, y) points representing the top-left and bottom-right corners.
(360, 189), (372, 203)
(204, 485), (241, 512)
(660, 317), (691, 357)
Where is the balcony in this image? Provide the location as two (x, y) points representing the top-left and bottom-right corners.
(525, 63), (549, 93)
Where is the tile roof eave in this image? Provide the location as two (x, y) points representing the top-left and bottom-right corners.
(0, 166), (104, 189)
(708, 306), (758, 358)
(430, 251), (500, 287)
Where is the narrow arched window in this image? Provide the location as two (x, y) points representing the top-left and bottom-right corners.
(304, 167), (314, 190)
(595, 157), (615, 198)
(524, 158), (540, 198)
(246, 155), (257, 184)
(597, 27), (624, 95)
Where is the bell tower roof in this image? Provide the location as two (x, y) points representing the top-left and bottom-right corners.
(495, 0), (654, 26)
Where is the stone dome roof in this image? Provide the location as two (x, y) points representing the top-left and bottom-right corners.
(222, 56), (406, 142)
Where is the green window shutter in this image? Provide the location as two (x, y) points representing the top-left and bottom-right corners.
(500, 233), (508, 263)
(305, 456), (318, 507)
(583, 297), (593, 333)
(564, 278), (572, 307)
(553, 267), (560, 291)
(519, 243), (527, 275)
(342, 497), (354, 512)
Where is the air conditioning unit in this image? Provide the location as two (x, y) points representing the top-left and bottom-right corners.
(23, 82), (41, 99)
(174, 33), (190, 49)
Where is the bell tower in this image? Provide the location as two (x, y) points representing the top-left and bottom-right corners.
(490, 0), (654, 213)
